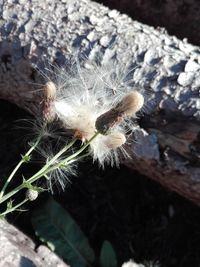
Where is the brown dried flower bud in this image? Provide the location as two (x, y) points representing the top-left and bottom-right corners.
(95, 109), (123, 135)
(95, 91), (144, 134)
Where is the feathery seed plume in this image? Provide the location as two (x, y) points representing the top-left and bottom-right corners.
(39, 57), (145, 168)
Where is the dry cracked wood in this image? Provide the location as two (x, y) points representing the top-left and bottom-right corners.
(0, 0), (200, 205)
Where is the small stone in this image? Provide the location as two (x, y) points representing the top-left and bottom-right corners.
(100, 35), (111, 47)
(163, 55), (176, 68)
(25, 20), (36, 33)
(7, 0), (18, 3)
(193, 74), (200, 87)
(179, 42), (196, 54)
(184, 60), (200, 72)
(87, 31), (98, 42)
(89, 14), (99, 25)
(19, 0), (28, 4)
(108, 10), (119, 18)
(2, 9), (12, 20)
(196, 99), (200, 109)
(144, 49), (160, 65)
(19, 32), (25, 40)
(177, 72), (195, 86)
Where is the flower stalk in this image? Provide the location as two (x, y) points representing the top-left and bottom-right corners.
(0, 131), (44, 200)
(0, 59), (145, 217)
(0, 132), (99, 215)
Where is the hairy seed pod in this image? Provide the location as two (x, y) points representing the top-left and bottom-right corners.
(26, 189), (38, 201)
(95, 109), (123, 135)
(95, 91), (144, 134)
(43, 81), (57, 100)
(115, 91), (144, 116)
(42, 81), (57, 122)
(104, 132), (126, 149)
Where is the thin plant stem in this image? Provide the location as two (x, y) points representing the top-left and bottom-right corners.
(0, 183), (27, 204)
(0, 133), (43, 199)
(0, 139), (76, 204)
(0, 132), (99, 206)
(24, 138), (77, 184)
(0, 198), (29, 217)
(36, 133), (99, 176)
(63, 132), (99, 162)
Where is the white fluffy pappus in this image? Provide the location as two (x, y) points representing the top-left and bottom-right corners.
(35, 140), (77, 192)
(41, 58), (145, 167)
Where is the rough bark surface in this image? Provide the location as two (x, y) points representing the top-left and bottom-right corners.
(0, 219), (69, 267)
(0, 0), (200, 206)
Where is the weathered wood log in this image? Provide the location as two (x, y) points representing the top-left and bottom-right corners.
(95, 0), (200, 45)
(0, 0), (200, 205)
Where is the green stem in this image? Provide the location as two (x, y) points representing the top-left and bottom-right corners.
(26, 139), (77, 184)
(0, 139), (76, 204)
(64, 132), (99, 162)
(0, 198), (28, 217)
(38, 133), (99, 175)
(0, 133), (42, 199)
(0, 183), (26, 204)
(0, 132), (99, 206)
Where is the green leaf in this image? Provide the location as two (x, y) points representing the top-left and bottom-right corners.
(31, 197), (95, 267)
(100, 240), (117, 267)
(7, 199), (13, 209)
(23, 182), (46, 193)
(21, 154), (31, 163)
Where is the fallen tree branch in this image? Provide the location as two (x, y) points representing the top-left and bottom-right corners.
(0, 0), (200, 205)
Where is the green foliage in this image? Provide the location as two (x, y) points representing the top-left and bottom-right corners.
(31, 197), (95, 267)
(100, 240), (117, 267)
(22, 181), (46, 193)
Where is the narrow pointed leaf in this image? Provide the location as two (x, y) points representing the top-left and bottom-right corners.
(31, 197), (95, 267)
(100, 240), (117, 267)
